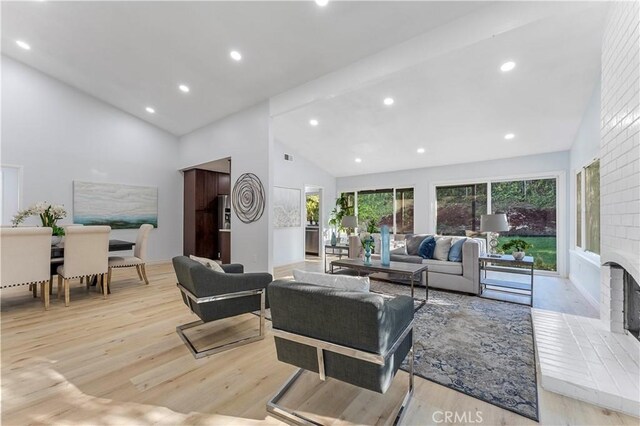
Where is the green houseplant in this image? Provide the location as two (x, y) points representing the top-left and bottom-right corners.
(500, 239), (533, 261)
(327, 194), (354, 245)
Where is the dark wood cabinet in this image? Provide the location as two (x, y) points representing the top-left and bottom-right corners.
(183, 169), (231, 261)
(219, 231), (231, 264)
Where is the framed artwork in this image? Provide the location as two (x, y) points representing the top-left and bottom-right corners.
(73, 181), (158, 229)
(273, 186), (301, 228)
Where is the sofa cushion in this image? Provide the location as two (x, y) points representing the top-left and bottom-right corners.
(390, 254), (423, 264)
(293, 269), (370, 293)
(448, 238), (467, 262)
(424, 259), (463, 275)
(418, 236), (436, 259)
(433, 237), (452, 261)
(406, 234), (431, 256)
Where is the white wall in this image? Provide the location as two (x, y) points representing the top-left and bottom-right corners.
(178, 102), (272, 273)
(1, 56), (182, 261)
(337, 151), (570, 276)
(568, 82), (601, 308)
(272, 140), (336, 267)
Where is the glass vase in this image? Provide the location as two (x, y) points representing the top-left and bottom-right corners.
(364, 247), (372, 265)
(381, 225), (390, 266)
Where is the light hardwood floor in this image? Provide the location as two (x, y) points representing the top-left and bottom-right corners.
(1, 261), (635, 425)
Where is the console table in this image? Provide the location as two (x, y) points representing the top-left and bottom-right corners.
(479, 254), (534, 306)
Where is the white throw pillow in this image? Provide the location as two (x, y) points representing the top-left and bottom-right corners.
(433, 237), (453, 261)
(292, 269), (370, 293)
(189, 255), (225, 273)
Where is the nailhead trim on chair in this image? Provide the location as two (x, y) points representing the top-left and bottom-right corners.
(1, 281), (45, 289)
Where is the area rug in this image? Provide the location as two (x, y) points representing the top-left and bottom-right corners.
(369, 280), (539, 421)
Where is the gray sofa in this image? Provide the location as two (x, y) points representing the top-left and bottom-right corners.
(387, 234), (486, 295)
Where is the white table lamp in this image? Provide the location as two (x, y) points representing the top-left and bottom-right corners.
(480, 213), (509, 255)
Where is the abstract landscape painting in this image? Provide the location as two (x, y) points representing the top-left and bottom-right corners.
(273, 186), (301, 228)
(73, 181), (158, 229)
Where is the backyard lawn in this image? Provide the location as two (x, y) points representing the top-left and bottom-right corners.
(498, 236), (556, 271)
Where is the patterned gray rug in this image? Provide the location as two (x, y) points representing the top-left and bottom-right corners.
(369, 280), (539, 421)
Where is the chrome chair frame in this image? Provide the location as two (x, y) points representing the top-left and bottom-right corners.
(267, 320), (414, 425)
(176, 283), (266, 359)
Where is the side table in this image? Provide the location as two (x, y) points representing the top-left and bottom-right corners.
(324, 244), (349, 273)
(479, 254), (534, 306)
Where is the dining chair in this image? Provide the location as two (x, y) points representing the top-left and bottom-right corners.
(56, 225), (110, 306)
(107, 224), (153, 289)
(0, 227), (53, 309)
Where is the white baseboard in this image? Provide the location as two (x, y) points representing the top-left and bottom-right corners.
(569, 273), (599, 311)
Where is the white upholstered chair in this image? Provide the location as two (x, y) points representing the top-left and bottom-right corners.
(57, 226), (110, 306)
(0, 227), (53, 309)
(107, 224), (153, 288)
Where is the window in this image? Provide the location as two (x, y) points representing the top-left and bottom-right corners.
(575, 160), (600, 254)
(576, 171), (582, 247)
(492, 178), (557, 271)
(435, 177), (559, 272)
(357, 189), (394, 230)
(395, 188), (414, 234)
(339, 187), (414, 234)
(1, 165), (21, 226)
(436, 183), (487, 236)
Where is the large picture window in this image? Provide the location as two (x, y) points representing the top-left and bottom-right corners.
(492, 178), (557, 271)
(340, 187), (414, 234)
(436, 183), (487, 236)
(435, 177), (558, 272)
(576, 160), (600, 254)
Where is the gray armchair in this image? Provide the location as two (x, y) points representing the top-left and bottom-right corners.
(172, 256), (273, 358)
(267, 279), (414, 425)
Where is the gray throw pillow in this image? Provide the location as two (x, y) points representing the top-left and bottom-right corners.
(433, 237), (452, 261)
(405, 234), (432, 256)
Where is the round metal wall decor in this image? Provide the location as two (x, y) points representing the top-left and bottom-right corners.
(232, 173), (265, 224)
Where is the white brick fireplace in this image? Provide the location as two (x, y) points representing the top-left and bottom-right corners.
(533, 2), (639, 418)
(599, 0), (640, 336)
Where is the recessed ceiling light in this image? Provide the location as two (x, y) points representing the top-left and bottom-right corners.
(309, 119), (319, 126)
(355, 158), (362, 163)
(383, 97), (394, 106)
(16, 40), (31, 50)
(315, 0), (329, 6)
(504, 133), (515, 140)
(145, 107), (155, 114)
(500, 61), (516, 72)
(230, 50), (242, 61)
(178, 84), (190, 93)
(417, 148), (425, 154)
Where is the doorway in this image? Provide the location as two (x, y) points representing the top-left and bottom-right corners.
(304, 186), (322, 259)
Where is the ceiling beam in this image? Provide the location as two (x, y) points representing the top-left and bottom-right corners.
(270, 1), (597, 118)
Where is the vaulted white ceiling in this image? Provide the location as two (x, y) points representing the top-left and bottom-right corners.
(273, 4), (607, 176)
(1, 0), (486, 136)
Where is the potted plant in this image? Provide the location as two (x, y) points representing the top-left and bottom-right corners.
(500, 239), (532, 261)
(327, 194), (354, 246)
(12, 202), (67, 245)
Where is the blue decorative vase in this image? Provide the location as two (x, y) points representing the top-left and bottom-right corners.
(331, 231), (337, 246)
(381, 225), (390, 266)
(364, 247), (372, 265)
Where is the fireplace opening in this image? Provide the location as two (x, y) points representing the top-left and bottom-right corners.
(624, 270), (640, 342)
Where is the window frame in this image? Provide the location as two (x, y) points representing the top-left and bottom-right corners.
(339, 185), (416, 235)
(430, 170), (566, 276)
(574, 158), (600, 259)
(1, 164), (24, 226)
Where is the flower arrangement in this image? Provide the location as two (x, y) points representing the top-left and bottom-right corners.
(12, 202), (67, 236)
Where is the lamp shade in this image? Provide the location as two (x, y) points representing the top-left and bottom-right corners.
(480, 214), (509, 232)
(341, 215), (358, 229)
